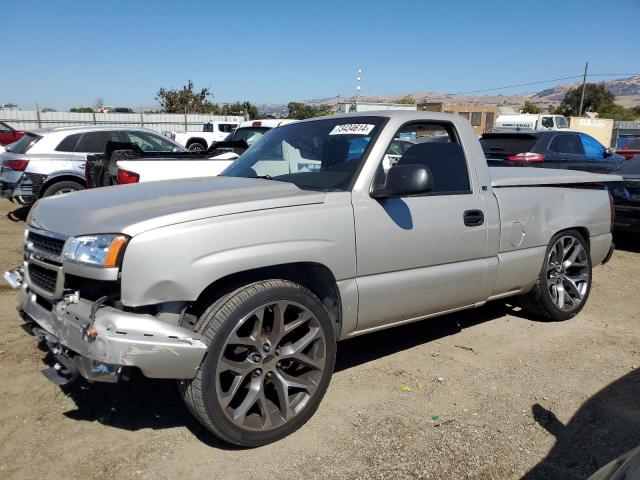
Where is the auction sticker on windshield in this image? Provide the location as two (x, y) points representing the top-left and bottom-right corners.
(329, 124), (375, 135)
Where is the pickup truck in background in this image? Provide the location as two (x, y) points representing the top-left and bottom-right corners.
(86, 119), (298, 186)
(164, 120), (240, 151)
(6, 111), (618, 447)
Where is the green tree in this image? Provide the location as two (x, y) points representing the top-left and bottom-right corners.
(156, 80), (218, 114)
(70, 107), (94, 113)
(557, 83), (615, 116)
(597, 104), (639, 121)
(286, 102), (332, 120)
(520, 100), (541, 114)
(397, 96), (416, 105)
(219, 101), (260, 119)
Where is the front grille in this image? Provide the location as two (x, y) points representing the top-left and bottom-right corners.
(28, 263), (58, 294)
(28, 231), (65, 258)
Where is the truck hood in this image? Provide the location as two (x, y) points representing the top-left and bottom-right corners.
(28, 177), (326, 237)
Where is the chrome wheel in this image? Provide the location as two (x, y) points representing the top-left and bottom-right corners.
(53, 187), (77, 195)
(215, 301), (326, 431)
(546, 235), (590, 311)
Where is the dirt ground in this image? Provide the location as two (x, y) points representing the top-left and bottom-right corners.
(0, 201), (638, 480)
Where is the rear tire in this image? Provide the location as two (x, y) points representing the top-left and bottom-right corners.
(41, 180), (84, 198)
(520, 229), (592, 321)
(179, 279), (336, 447)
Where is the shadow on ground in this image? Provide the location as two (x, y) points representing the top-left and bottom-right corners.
(522, 368), (640, 479)
(49, 302), (511, 447)
(613, 231), (640, 254)
(6, 205), (30, 222)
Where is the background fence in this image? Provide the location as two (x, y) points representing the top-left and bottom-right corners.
(0, 110), (246, 134)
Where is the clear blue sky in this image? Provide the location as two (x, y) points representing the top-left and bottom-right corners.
(2, 0), (638, 110)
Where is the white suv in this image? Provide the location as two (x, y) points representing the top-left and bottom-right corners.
(0, 126), (184, 205)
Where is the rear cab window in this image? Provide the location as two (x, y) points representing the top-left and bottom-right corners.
(218, 123), (236, 133)
(6, 133), (41, 154)
(231, 127), (270, 146)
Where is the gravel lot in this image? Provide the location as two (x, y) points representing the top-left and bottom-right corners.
(0, 201), (638, 480)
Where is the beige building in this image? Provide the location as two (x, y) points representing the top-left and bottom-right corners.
(417, 102), (498, 134)
(568, 117), (614, 147)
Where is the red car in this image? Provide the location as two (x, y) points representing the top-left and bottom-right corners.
(0, 121), (25, 146)
(617, 138), (640, 160)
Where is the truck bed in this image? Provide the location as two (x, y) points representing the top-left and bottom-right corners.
(490, 167), (621, 187)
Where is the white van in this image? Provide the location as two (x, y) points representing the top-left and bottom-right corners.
(494, 114), (569, 132)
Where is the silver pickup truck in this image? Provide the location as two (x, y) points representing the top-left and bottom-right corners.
(5, 111), (617, 447)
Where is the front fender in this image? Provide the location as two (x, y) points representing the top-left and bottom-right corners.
(120, 194), (356, 307)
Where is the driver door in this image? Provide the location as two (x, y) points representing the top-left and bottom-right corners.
(353, 122), (490, 332)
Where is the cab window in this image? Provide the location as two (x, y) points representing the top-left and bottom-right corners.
(549, 134), (582, 155)
(580, 134), (605, 160)
(541, 117), (554, 128)
(374, 122), (471, 195)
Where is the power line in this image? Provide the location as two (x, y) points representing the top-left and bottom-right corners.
(450, 73), (640, 95)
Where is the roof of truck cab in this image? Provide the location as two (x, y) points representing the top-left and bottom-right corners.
(236, 119), (298, 128)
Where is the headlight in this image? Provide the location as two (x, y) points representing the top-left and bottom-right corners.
(63, 234), (129, 267)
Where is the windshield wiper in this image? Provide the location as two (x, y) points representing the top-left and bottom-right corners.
(252, 175), (290, 183)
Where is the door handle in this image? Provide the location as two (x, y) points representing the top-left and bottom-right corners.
(463, 210), (484, 227)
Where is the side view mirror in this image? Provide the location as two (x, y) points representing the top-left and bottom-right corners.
(371, 163), (433, 199)
(604, 148), (613, 158)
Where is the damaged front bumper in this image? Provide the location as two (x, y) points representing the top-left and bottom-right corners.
(7, 267), (208, 383)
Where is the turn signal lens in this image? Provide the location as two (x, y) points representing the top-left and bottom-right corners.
(104, 235), (129, 267)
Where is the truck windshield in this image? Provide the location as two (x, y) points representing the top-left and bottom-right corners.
(221, 116), (387, 191)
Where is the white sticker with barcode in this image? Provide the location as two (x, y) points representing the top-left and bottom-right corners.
(329, 124), (375, 135)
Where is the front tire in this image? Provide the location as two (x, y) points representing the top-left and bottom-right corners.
(41, 180), (84, 198)
(520, 229), (592, 321)
(188, 142), (206, 152)
(179, 280), (336, 447)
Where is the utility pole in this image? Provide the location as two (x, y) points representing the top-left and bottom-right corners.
(350, 69), (362, 113)
(578, 62), (588, 116)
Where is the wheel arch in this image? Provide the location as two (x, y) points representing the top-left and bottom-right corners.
(188, 262), (343, 337)
(38, 172), (86, 198)
(185, 137), (208, 148)
(553, 226), (590, 249)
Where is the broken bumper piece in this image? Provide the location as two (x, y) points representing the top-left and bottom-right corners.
(11, 278), (208, 382)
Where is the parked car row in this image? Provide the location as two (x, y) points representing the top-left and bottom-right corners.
(0, 126), (185, 205)
(480, 131), (625, 173)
